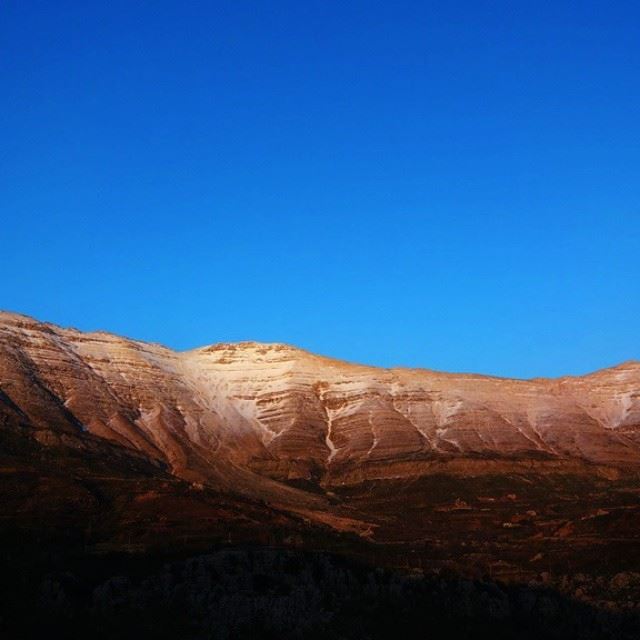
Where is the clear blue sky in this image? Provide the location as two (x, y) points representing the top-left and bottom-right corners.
(1, 1), (639, 378)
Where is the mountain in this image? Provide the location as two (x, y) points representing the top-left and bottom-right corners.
(2, 310), (640, 594)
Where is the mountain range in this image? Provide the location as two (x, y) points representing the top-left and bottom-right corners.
(2, 310), (640, 599)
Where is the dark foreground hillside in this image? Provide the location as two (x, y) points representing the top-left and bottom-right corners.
(2, 546), (639, 640)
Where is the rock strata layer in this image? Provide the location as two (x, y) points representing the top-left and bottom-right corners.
(2, 311), (638, 483)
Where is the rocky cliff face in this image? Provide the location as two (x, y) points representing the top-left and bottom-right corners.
(2, 310), (638, 482)
(2, 310), (640, 585)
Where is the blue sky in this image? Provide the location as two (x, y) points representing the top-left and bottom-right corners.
(1, 1), (639, 378)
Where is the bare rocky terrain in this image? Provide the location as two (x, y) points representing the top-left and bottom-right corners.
(1, 310), (640, 636)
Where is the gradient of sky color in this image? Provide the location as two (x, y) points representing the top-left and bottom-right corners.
(1, 1), (639, 378)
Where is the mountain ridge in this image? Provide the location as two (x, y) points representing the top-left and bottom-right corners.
(2, 309), (637, 381)
(2, 309), (640, 494)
